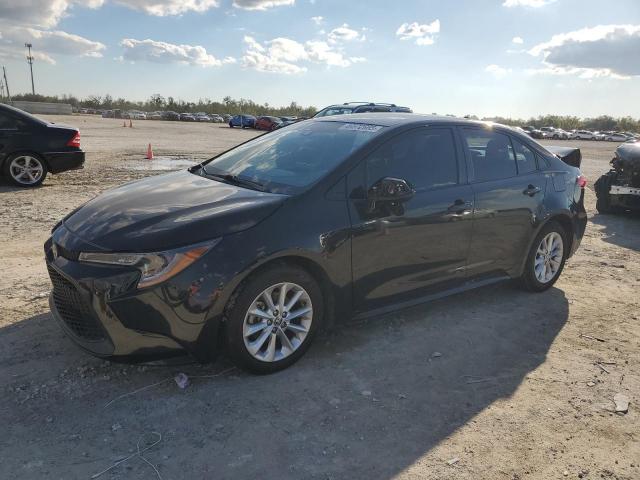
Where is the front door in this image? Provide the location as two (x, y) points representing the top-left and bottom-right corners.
(348, 127), (474, 312)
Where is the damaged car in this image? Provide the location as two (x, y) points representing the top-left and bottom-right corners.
(595, 142), (640, 214)
(45, 114), (587, 373)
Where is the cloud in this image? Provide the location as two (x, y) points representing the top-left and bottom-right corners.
(241, 34), (365, 74)
(485, 64), (512, 78)
(528, 24), (640, 78)
(241, 35), (307, 74)
(232, 0), (294, 10)
(0, 0), (103, 28)
(503, 0), (555, 7)
(512, 36), (524, 44)
(328, 24), (365, 43)
(0, 26), (105, 64)
(114, 0), (219, 16)
(120, 38), (226, 66)
(311, 16), (323, 25)
(396, 20), (440, 46)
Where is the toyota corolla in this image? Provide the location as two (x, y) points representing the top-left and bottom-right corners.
(45, 114), (587, 373)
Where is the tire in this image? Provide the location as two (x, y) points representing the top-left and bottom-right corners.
(225, 264), (324, 374)
(229, 123), (234, 128)
(3, 152), (48, 187)
(596, 196), (615, 214)
(519, 221), (568, 292)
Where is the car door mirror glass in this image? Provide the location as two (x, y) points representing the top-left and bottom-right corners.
(368, 177), (415, 202)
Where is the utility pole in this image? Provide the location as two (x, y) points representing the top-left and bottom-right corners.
(25, 43), (35, 95)
(3, 66), (11, 102)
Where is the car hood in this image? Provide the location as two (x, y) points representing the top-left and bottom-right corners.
(63, 169), (286, 252)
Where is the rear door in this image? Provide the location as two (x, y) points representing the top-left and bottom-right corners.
(460, 127), (547, 278)
(348, 126), (474, 312)
(0, 110), (19, 161)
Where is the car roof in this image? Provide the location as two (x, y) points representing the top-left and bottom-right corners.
(312, 112), (504, 129)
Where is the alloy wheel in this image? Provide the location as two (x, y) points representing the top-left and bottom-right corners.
(534, 232), (564, 284)
(242, 282), (313, 363)
(9, 155), (44, 185)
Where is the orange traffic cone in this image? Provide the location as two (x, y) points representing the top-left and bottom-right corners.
(146, 143), (154, 160)
(129, 119), (133, 128)
(122, 120), (126, 127)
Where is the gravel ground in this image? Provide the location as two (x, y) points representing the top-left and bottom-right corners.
(0, 115), (638, 479)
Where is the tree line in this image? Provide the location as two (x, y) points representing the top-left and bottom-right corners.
(8, 93), (317, 118)
(6, 93), (640, 132)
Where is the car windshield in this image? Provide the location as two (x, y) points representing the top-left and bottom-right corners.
(201, 120), (385, 194)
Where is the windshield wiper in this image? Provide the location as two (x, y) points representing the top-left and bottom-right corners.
(201, 169), (266, 192)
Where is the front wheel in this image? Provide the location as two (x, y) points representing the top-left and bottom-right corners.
(225, 264), (323, 374)
(4, 153), (48, 187)
(519, 221), (568, 292)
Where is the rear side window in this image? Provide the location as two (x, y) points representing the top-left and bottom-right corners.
(461, 129), (516, 182)
(511, 137), (537, 174)
(366, 128), (458, 191)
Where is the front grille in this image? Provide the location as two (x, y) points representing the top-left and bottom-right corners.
(47, 265), (105, 341)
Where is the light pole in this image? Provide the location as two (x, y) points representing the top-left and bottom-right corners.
(25, 43), (35, 95)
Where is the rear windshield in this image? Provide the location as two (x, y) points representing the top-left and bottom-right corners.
(314, 107), (354, 118)
(202, 120), (385, 194)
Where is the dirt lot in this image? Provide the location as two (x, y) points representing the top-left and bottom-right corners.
(1, 115), (638, 479)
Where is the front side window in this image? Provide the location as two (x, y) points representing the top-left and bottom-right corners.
(366, 128), (458, 191)
(0, 112), (16, 130)
(202, 120), (385, 193)
(511, 137), (538, 174)
(461, 129), (516, 182)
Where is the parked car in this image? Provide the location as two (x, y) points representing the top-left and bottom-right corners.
(147, 111), (163, 121)
(126, 110), (146, 120)
(180, 113), (196, 122)
(45, 114), (587, 373)
(229, 114), (256, 128)
(522, 126), (543, 139)
(605, 132), (629, 142)
(539, 127), (569, 140)
(209, 114), (224, 123)
(222, 114), (232, 122)
(571, 130), (596, 140)
(314, 102), (412, 118)
(162, 111), (180, 121)
(101, 110), (114, 118)
(595, 142), (640, 213)
(194, 112), (210, 122)
(0, 103), (85, 187)
(255, 116), (283, 131)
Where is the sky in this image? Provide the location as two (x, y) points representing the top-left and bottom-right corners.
(0, 0), (639, 118)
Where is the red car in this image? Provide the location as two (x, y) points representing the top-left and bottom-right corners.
(254, 116), (283, 131)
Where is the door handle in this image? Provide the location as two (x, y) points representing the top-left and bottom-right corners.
(523, 185), (542, 196)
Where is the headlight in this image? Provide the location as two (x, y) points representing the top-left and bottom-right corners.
(78, 239), (220, 289)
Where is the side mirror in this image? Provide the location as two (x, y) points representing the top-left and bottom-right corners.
(368, 177), (415, 203)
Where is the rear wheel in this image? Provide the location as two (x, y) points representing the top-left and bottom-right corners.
(4, 153), (47, 187)
(225, 264), (323, 374)
(519, 221), (567, 292)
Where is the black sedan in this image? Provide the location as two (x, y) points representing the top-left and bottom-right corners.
(45, 114), (587, 373)
(1, 104), (84, 187)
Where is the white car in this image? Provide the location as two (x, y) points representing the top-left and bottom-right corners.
(127, 110), (147, 120)
(571, 130), (596, 140)
(606, 133), (630, 142)
(540, 127), (569, 140)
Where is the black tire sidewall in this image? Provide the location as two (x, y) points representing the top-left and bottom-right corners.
(225, 265), (324, 374)
(4, 152), (47, 187)
(520, 221), (568, 292)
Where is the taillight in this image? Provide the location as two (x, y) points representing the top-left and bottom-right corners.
(66, 131), (80, 148)
(577, 174), (587, 188)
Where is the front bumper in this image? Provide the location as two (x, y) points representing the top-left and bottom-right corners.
(44, 150), (85, 174)
(44, 230), (225, 362)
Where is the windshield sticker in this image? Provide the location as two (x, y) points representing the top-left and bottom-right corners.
(339, 123), (383, 133)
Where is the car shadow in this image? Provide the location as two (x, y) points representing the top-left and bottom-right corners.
(590, 210), (640, 251)
(1, 282), (568, 479)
